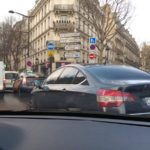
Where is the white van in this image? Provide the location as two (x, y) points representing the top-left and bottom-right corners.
(5, 71), (19, 90)
(0, 62), (5, 98)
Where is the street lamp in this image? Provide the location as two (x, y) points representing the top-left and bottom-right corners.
(8, 10), (34, 67)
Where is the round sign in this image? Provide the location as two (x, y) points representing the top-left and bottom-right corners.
(90, 44), (96, 50)
(47, 43), (55, 50)
(89, 53), (95, 59)
(27, 61), (32, 67)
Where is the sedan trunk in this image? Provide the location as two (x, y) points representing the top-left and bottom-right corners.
(123, 83), (150, 114)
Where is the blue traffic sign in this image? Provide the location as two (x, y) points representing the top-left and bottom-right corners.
(90, 44), (96, 50)
(27, 61), (32, 67)
(89, 37), (96, 44)
(47, 43), (55, 50)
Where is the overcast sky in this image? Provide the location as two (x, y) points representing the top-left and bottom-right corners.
(0, 0), (149, 46)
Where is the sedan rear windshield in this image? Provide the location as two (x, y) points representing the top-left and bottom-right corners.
(5, 73), (19, 80)
(86, 66), (150, 81)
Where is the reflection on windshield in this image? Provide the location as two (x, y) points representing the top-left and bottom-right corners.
(0, 0), (150, 119)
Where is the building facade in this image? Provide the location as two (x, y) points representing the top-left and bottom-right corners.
(112, 27), (140, 68)
(18, 0), (140, 74)
(19, 0), (101, 74)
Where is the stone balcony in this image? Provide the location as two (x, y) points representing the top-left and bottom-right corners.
(54, 4), (74, 14)
(53, 20), (75, 32)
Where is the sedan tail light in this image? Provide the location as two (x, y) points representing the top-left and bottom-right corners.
(97, 89), (135, 107)
(22, 77), (27, 85)
(3, 78), (5, 87)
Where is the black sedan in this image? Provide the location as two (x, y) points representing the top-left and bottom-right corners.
(30, 64), (150, 114)
(16, 73), (45, 96)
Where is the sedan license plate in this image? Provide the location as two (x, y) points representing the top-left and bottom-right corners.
(145, 97), (150, 106)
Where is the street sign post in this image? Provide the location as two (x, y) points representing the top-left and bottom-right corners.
(89, 53), (95, 60)
(89, 37), (96, 44)
(47, 43), (55, 50)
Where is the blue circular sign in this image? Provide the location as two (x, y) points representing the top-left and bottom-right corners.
(90, 44), (96, 50)
(47, 43), (55, 50)
(27, 61), (32, 67)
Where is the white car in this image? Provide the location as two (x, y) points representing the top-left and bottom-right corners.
(0, 62), (5, 98)
(5, 71), (19, 90)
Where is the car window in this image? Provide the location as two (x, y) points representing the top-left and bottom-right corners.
(46, 68), (64, 84)
(86, 66), (150, 81)
(73, 71), (87, 84)
(5, 73), (19, 80)
(56, 67), (78, 84)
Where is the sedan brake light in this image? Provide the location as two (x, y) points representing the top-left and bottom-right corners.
(97, 89), (135, 107)
(35, 76), (39, 78)
(22, 77), (27, 85)
(3, 78), (5, 87)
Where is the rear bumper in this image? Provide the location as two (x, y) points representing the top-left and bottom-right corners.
(20, 86), (34, 93)
(5, 84), (13, 90)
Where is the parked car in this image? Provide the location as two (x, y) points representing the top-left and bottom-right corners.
(5, 71), (19, 90)
(13, 73), (45, 95)
(0, 61), (5, 98)
(30, 64), (150, 114)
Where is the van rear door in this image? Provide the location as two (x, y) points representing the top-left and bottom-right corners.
(0, 62), (5, 91)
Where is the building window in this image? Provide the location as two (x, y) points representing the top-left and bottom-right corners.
(61, 15), (67, 21)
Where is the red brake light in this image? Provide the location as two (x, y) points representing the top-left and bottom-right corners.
(3, 78), (5, 87)
(22, 77), (27, 85)
(97, 89), (135, 107)
(35, 76), (39, 78)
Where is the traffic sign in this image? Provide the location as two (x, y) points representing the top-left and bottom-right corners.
(60, 38), (81, 43)
(27, 61), (32, 67)
(47, 43), (55, 50)
(65, 45), (80, 50)
(48, 50), (54, 57)
(89, 53), (95, 60)
(89, 37), (96, 44)
(90, 44), (96, 50)
(60, 33), (80, 38)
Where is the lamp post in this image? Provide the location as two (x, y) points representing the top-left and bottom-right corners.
(8, 10), (34, 70)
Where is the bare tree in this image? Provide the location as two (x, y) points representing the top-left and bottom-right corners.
(11, 20), (28, 71)
(0, 17), (15, 69)
(0, 17), (28, 71)
(80, 0), (133, 63)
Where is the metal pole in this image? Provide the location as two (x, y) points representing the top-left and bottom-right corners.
(27, 18), (30, 57)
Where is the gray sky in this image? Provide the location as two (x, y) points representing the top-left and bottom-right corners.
(0, 0), (149, 46)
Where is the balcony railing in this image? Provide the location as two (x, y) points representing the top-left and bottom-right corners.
(53, 20), (74, 32)
(54, 4), (74, 14)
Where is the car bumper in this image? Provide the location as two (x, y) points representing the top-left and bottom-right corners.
(20, 86), (34, 93)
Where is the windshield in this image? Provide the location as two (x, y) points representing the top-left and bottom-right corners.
(86, 66), (150, 81)
(5, 73), (19, 80)
(0, 0), (150, 119)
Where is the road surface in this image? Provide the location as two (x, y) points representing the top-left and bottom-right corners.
(0, 92), (30, 111)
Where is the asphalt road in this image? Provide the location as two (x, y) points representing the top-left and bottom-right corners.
(0, 91), (30, 111)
